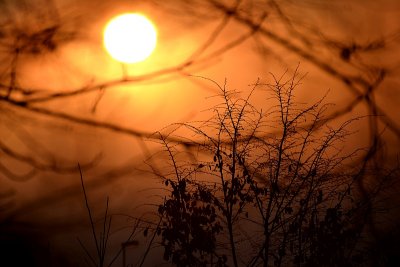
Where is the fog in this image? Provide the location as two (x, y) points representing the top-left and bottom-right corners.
(0, 0), (399, 266)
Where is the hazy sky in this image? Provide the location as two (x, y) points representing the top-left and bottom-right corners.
(1, 0), (399, 265)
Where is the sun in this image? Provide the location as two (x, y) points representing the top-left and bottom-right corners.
(103, 13), (157, 64)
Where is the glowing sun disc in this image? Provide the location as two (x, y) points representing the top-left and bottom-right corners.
(103, 13), (157, 63)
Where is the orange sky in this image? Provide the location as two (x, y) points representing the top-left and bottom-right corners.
(1, 0), (400, 265)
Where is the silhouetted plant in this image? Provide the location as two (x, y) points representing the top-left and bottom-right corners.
(155, 71), (376, 267)
(155, 134), (226, 267)
(77, 164), (142, 267)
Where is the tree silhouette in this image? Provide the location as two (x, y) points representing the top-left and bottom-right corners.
(155, 71), (398, 266)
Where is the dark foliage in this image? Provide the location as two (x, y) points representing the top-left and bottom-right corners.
(158, 178), (226, 266)
(155, 72), (384, 266)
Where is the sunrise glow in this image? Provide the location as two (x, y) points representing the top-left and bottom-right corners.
(103, 13), (157, 63)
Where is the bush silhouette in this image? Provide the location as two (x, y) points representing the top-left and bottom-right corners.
(155, 72), (373, 267)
